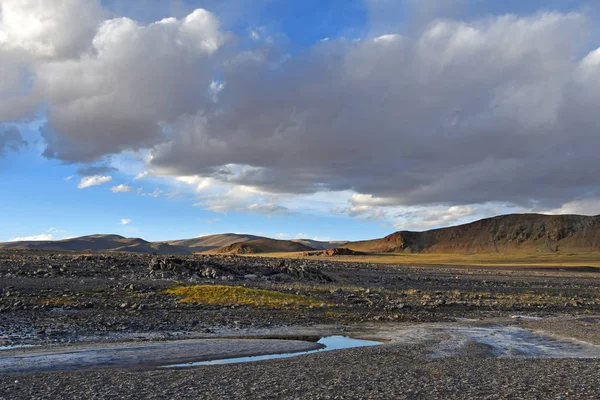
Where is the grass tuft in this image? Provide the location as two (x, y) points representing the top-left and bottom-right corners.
(165, 285), (326, 308)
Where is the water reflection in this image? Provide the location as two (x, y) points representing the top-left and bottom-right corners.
(164, 336), (383, 368)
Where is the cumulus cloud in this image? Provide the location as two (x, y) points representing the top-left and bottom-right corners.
(120, 218), (132, 225)
(0, 0), (104, 58)
(0, 126), (26, 155)
(3, 3), (600, 226)
(77, 175), (112, 189)
(0, 3), (228, 160)
(111, 184), (133, 193)
(148, 11), (600, 213)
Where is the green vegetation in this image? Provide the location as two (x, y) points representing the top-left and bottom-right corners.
(165, 284), (327, 308)
(35, 298), (75, 306)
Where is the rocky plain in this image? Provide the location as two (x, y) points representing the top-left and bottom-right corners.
(1, 250), (600, 399)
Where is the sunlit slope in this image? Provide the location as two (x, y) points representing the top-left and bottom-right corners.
(208, 238), (316, 254)
(344, 214), (600, 254)
(0, 234), (187, 254)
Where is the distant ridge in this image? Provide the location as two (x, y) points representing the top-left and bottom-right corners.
(207, 238), (315, 255)
(0, 234), (186, 254)
(291, 239), (348, 250)
(161, 233), (266, 253)
(0, 233), (340, 255)
(344, 213), (600, 254)
(4, 214), (600, 255)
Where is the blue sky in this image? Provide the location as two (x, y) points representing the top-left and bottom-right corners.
(1, 0), (600, 242)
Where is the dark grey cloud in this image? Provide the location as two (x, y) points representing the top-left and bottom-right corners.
(2, 2), (600, 213)
(0, 126), (27, 155)
(150, 11), (600, 209)
(76, 164), (117, 176)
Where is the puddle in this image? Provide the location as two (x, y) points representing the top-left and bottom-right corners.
(164, 336), (383, 368)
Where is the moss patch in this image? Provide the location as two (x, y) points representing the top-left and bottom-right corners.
(35, 298), (75, 306)
(165, 285), (326, 308)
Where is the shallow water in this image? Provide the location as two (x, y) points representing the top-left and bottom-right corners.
(164, 336), (383, 367)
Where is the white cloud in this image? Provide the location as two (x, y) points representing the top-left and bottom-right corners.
(176, 175), (215, 192)
(0, 0), (105, 58)
(1, 6), (228, 161)
(142, 187), (163, 198)
(120, 218), (132, 225)
(394, 205), (479, 231)
(195, 194), (293, 216)
(10, 233), (54, 242)
(249, 30), (260, 40)
(77, 175), (112, 189)
(111, 184), (133, 193)
(10, 227), (68, 242)
(134, 171), (149, 180)
(544, 199), (600, 216)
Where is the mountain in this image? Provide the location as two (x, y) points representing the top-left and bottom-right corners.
(291, 239), (348, 250)
(208, 238), (316, 255)
(162, 233), (266, 253)
(4, 214), (600, 256)
(344, 214), (600, 254)
(0, 234), (186, 254)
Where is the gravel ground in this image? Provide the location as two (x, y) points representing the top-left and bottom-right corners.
(2, 251), (600, 347)
(523, 316), (600, 345)
(1, 251), (600, 399)
(0, 338), (323, 374)
(1, 342), (599, 399)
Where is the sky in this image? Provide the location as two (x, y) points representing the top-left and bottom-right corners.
(1, 0), (600, 243)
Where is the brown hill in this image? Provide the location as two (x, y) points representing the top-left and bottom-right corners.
(162, 233), (265, 253)
(291, 239), (348, 250)
(304, 247), (366, 256)
(209, 239), (316, 255)
(344, 214), (600, 254)
(0, 235), (187, 254)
